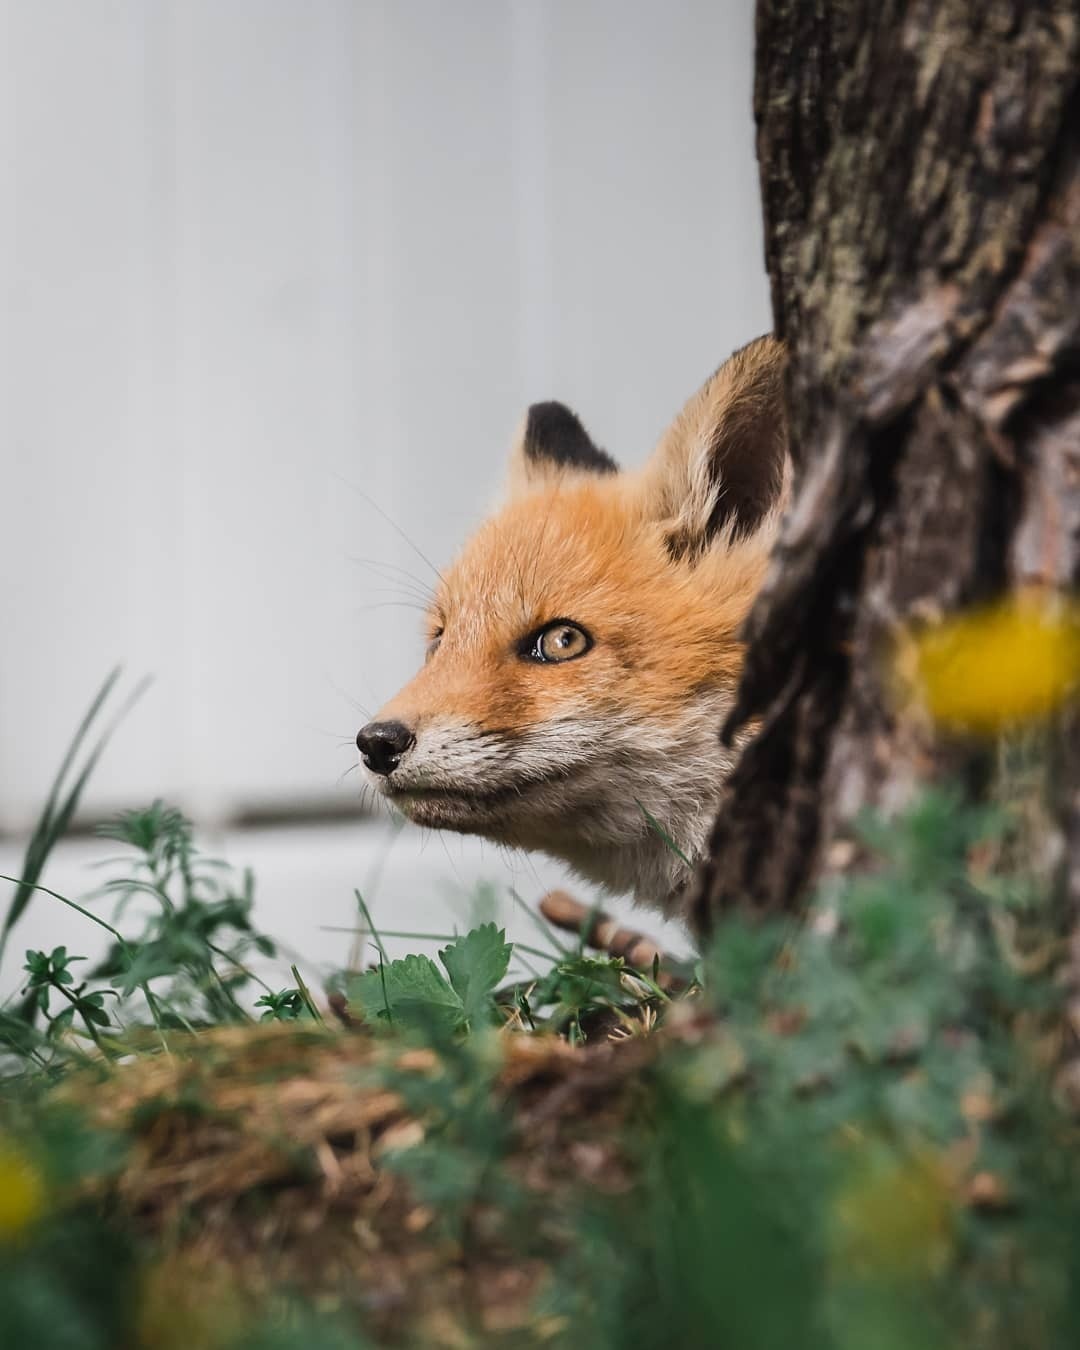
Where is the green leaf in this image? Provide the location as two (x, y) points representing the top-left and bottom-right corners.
(254, 989), (306, 1023)
(438, 923), (512, 1028)
(76, 997), (112, 1028)
(550, 954), (628, 1014)
(346, 954), (464, 1033)
(22, 950), (50, 984)
(523, 952), (638, 1031)
(109, 938), (181, 996)
(0, 1008), (46, 1056)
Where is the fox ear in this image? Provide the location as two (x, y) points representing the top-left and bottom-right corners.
(640, 335), (788, 560)
(507, 400), (618, 495)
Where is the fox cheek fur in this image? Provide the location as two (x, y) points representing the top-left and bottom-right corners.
(356, 335), (790, 920)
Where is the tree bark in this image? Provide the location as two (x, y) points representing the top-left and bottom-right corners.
(694, 0), (1080, 931)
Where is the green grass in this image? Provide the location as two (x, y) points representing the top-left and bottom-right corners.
(1, 684), (1079, 1348)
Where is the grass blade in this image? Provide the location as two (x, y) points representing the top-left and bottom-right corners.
(1, 668), (119, 955)
(354, 889), (389, 966)
(1, 671), (151, 962)
(290, 964), (324, 1023)
(507, 886), (572, 957)
(635, 799), (693, 868)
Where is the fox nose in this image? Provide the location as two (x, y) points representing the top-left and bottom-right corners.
(356, 720), (416, 776)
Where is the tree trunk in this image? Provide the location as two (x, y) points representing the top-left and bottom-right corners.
(694, 0), (1080, 932)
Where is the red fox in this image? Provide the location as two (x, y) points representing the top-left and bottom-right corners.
(356, 336), (789, 918)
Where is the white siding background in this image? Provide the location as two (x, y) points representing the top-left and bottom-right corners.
(0, 0), (769, 991)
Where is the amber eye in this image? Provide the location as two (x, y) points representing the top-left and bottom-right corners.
(426, 627), (444, 660)
(525, 620), (593, 664)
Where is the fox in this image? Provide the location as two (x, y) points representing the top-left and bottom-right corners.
(356, 335), (789, 920)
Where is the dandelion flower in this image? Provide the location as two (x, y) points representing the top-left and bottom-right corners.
(0, 1139), (45, 1240)
(906, 597), (1080, 735)
(832, 1149), (954, 1278)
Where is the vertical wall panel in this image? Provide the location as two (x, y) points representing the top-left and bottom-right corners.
(0, 1), (184, 827)
(168, 0), (369, 815)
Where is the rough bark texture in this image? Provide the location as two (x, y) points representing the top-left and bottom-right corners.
(694, 0), (1080, 932)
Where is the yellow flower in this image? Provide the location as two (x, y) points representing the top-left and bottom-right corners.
(137, 1255), (248, 1350)
(0, 1139), (46, 1240)
(831, 1148), (954, 1279)
(905, 597), (1080, 735)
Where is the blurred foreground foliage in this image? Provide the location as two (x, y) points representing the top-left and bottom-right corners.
(1, 791), (1076, 1347)
(1, 682), (1078, 1347)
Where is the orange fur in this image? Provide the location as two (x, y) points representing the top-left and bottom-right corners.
(358, 335), (788, 917)
(378, 477), (767, 731)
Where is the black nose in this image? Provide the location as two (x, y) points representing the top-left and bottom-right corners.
(356, 720), (416, 776)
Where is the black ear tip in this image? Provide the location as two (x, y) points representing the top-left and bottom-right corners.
(524, 401), (618, 476)
(524, 402), (584, 456)
(525, 399), (578, 438)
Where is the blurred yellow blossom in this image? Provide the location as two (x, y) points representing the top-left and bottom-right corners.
(0, 1139), (46, 1240)
(137, 1255), (248, 1350)
(905, 596), (1080, 735)
(831, 1148), (955, 1279)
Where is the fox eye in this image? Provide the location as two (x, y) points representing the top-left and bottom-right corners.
(426, 628), (444, 660)
(523, 620), (592, 664)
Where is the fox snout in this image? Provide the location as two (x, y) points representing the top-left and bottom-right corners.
(355, 719), (415, 777)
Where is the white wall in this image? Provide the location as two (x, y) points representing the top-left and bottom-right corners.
(0, 0), (769, 832)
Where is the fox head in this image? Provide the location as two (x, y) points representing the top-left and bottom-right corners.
(356, 336), (788, 916)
